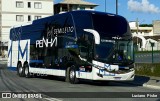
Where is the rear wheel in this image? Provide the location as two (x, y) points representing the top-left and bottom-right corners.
(69, 65), (79, 84)
(24, 63), (31, 78)
(17, 63), (24, 77)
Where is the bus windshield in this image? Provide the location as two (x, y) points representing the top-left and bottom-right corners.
(91, 12), (133, 66)
(92, 13), (130, 38)
(95, 39), (134, 66)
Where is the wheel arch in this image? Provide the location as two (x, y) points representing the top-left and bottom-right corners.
(17, 61), (22, 67)
(65, 62), (77, 75)
(23, 61), (29, 66)
(17, 61), (22, 71)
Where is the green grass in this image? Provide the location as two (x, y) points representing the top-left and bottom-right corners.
(135, 63), (160, 77)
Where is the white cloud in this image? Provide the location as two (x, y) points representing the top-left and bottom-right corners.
(128, 0), (160, 13)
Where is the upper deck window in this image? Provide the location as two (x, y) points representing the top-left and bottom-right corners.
(92, 13), (129, 37)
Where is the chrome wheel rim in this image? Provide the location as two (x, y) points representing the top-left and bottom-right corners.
(19, 65), (22, 74)
(70, 70), (75, 80)
(25, 66), (28, 76)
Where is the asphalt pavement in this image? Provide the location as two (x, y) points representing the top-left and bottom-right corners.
(0, 59), (160, 90)
(0, 59), (160, 101)
(126, 75), (160, 90)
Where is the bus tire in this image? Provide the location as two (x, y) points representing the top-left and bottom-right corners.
(17, 63), (24, 77)
(69, 65), (79, 84)
(24, 63), (31, 78)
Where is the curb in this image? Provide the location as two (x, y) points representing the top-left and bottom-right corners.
(117, 80), (160, 90)
(124, 81), (160, 90)
(143, 83), (160, 89)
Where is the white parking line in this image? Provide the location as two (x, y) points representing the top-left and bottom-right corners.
(44, 98), (63, 101)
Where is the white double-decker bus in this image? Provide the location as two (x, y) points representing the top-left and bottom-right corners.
(8, 11), (135, 84)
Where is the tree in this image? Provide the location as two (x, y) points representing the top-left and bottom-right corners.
(139, 24), (153, 27)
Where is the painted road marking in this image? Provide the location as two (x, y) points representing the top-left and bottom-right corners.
(44, 98), (63, 101)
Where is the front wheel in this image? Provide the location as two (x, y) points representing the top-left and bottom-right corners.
(69, 65), (79, 84)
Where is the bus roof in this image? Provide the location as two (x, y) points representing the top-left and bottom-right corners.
(32, 10), (123, 25)
(10, 10), (130, 42)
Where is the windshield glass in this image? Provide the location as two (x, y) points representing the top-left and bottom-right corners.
(92, 13), (130, 37)
(95, 39), (134, 65)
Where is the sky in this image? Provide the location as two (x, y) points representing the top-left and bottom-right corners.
(54, 0), (160, 24)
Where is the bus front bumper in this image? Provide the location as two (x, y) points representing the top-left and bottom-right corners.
(93, 70), (135, 81)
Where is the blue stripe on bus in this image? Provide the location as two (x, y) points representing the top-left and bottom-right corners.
(8, 66), (66, 71)
(8, 41), (13, 67)
(119, 66), (126, 69)
(18, 41), (28, 61)
(29, 66), (66, 70)
(8, 66), (88, 73)
(65, 45), (78, 48)
(30, 60), (43, 63)
(8, 67), (17, 71)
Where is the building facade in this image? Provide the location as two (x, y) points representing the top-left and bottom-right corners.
(54, 0), (98, 14)
(129, 21), (153, 36)
(129, 21), (160, 51)
(0, 0), (53, 56)
(153, 20), (160, 36)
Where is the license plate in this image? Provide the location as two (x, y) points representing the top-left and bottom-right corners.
(114, 77), (121, 80)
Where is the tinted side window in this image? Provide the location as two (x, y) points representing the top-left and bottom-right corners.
(72, 12), (93, 37)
